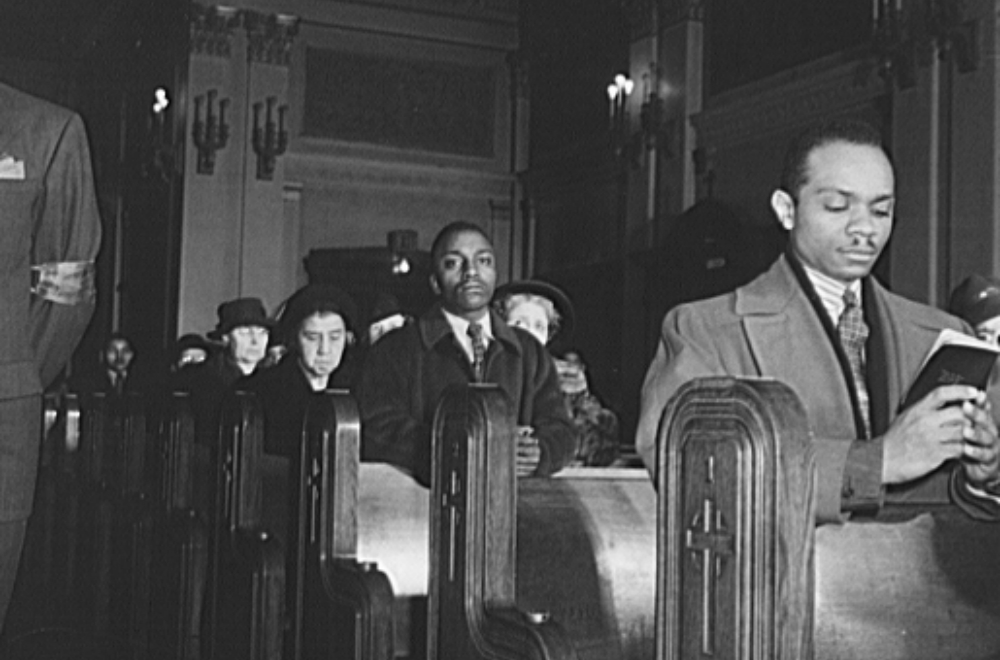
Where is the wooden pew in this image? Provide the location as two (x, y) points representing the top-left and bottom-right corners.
(813, 504), (1000, 659)
(109, 392), (156, 660)
(655, 376), (815, 659)
(73, 391), (153, 650)
(352, 464), (656, 659)
(201, 391), (285, 660)
(427, 384), (578, 660)
(656, 376), (1000, 660)
(148, 392), (211, 660)
(7, 392), (82, 634)
(288, 390), (395, 660)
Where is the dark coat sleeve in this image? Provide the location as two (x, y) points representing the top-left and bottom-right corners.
(356, 329), (433, 484)
(517, 332), (576, 477)
(29, 112), (102, 388)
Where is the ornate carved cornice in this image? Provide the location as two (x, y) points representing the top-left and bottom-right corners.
(244, 11), (300, 67)
(693, 56), (885, 150)
(661, 0), (706, 27)
(622, 0), (704, 40)
(622, 0), (656, 40)
(189, 4), (241, 58)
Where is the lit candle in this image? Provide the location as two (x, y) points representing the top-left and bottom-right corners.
(608, 84), (619, 127)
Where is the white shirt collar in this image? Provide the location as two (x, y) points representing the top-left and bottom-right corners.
(801, 263), (862, 326)
(440, 307), (493, 363)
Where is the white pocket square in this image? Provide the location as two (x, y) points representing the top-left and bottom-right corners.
(0, 155), (25, 180)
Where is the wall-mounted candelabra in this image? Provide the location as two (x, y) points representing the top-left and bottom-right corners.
(192, 89), (230, 175)
(252, 96), (288, 181)
(388, 229), (418, 275)
(638, 64), (673, 157)
(607, 65), (674, 168)
(869, 0), (979, 91)
(147, 86), (175, 183)
(607, 73), (634, 161)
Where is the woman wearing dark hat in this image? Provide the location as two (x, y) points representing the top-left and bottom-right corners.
(239, 283), (359, 606)
(173, 333), (211, 371)
(950, 274), (1000, 346)
(242, 283), (358, 458)
(165, 332), (212, 395)
(365, 292), (411, 347)
(205, 297), (276, 383)
(493, 280), (620, 467)
(177, 297), (276, 450)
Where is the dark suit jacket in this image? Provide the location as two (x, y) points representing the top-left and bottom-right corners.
(357, 304), (576, 486)
(637, 254), (1000, 524)
(0, 82), (101, 519)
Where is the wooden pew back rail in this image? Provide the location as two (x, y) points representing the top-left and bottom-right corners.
(428, 384), (579, 660)
(657, 377), (816, 660)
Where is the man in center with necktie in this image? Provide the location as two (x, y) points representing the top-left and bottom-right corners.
(358, 221), (575, 486)
(637, 119), (1000, 524)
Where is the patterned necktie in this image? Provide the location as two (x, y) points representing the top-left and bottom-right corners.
(467, 321), (486, 383)
(838, 289), (871, 439)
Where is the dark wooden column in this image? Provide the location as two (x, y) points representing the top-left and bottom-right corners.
(656, 377), (815, 660)
(428, 384), (578, 660)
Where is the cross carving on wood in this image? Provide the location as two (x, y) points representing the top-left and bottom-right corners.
(441, 462), (463, 582)
(308, 456), (321, 545)
(685, 454), (734, 655)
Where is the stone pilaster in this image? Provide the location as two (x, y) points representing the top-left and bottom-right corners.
(241, 11), (300, 312)
(178, 3), (249, 334)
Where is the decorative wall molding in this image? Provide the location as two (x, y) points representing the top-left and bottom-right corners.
(661, 0), (706, 27)
(244, 11), (300, 66)
(693, 56), (885, 150)
(302, 47), (496, 158)
(287, 152), (511, 199)
(622, 0), (656, 40)
(622, 0), (704, 40)
(189, 4), (241, 58)
(346, 0), (516, 21)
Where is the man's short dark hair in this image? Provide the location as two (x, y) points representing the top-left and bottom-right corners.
(106, 332), (133, 351)
(430, 221), (491, 264)
(780, 119), (887, 199)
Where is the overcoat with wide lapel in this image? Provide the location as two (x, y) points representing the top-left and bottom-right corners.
(637, 254), (990, 523)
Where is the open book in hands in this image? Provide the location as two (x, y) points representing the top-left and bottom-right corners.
(901, 329), (1000, 409)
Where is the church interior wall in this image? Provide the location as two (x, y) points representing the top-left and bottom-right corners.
(694, 53), (886, 224)
(177, 0), (520, 334)
(947, 11), (1000, 295)
(887, 0), (1000, 307)
(292, 156), (512, 272)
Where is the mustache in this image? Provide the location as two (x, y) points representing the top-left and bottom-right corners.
(844, 237), (879, 252)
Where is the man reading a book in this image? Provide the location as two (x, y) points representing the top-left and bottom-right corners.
(636, 119), (1000, 524)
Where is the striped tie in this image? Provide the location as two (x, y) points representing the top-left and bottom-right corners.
(467, 321), (486, 383)
(838, 289), (870, 439)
